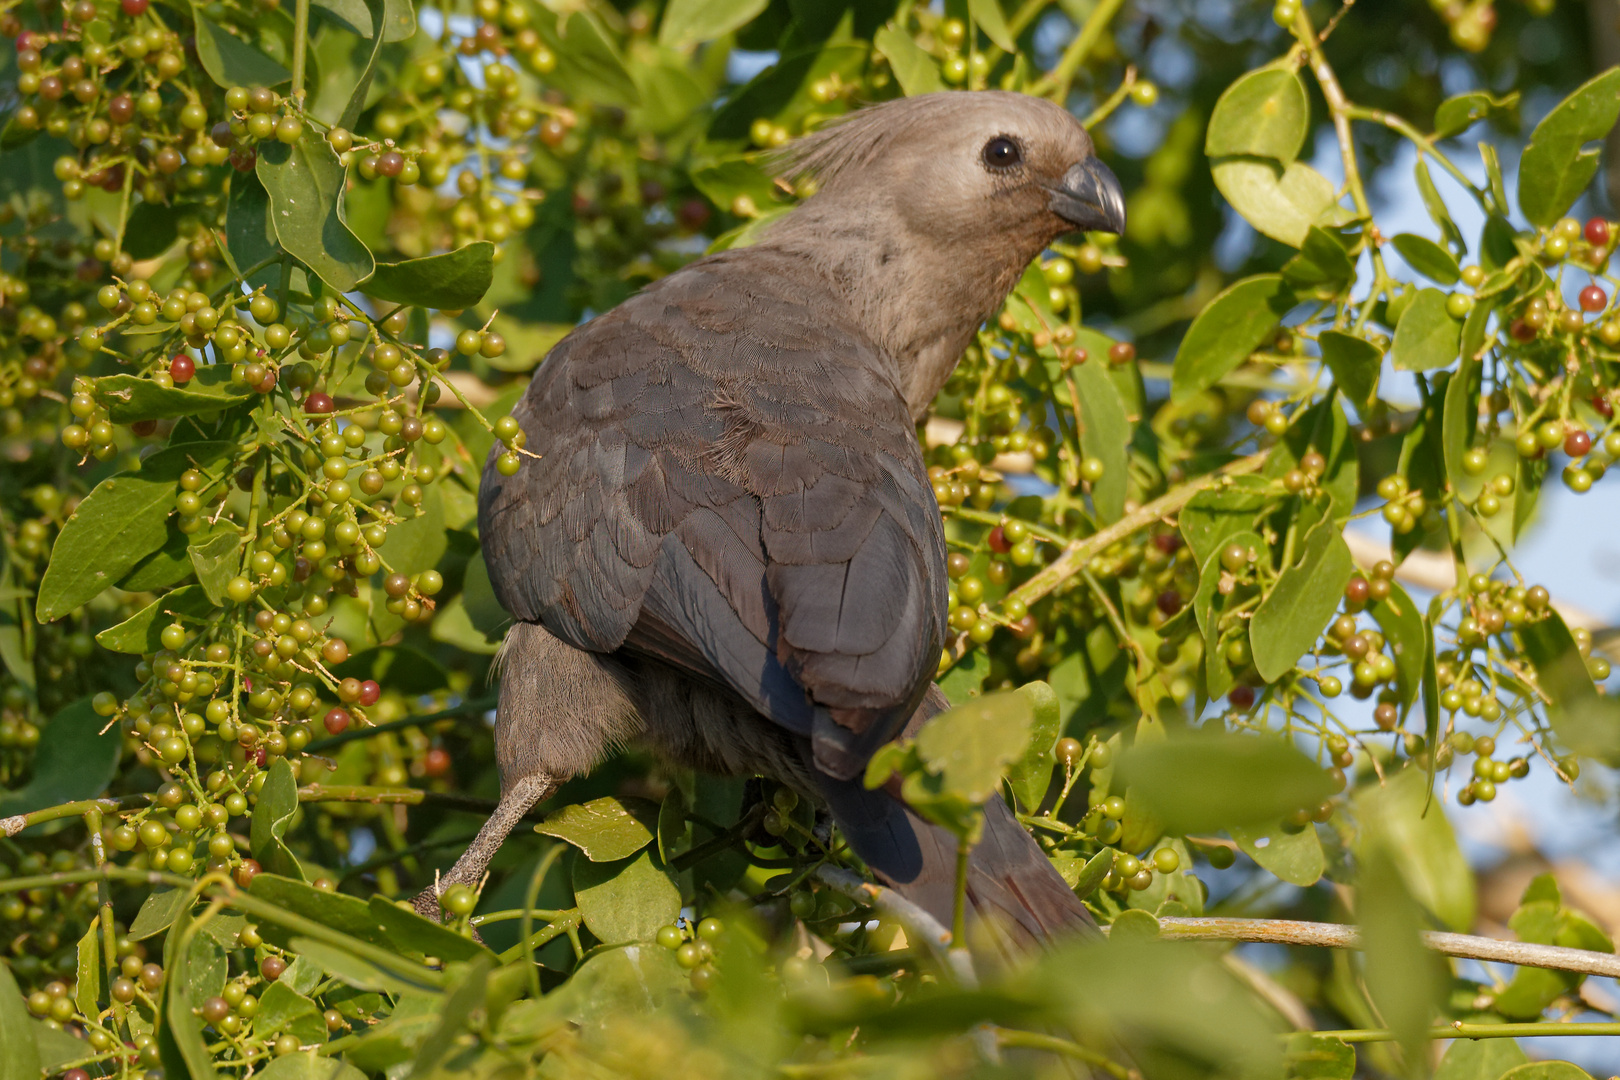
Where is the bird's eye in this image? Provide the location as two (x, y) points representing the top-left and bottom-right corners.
(982, 136), (1021, 169)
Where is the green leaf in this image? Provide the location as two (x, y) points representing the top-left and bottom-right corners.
(544, 12), (640, 108)
(1369, 582), (1425, 714)
(913, 690), (1035, 804)
(1389, 287), (1462, 372)
(1518, 613), (1619, 762)
(187, 533), (240, 607)
(1205, 66), (1309, 162)
(549, 944), (686, 1026)
(1118, 732), (1334, 833)
(1171, 274), (1293, 403)
(1518, 67), (1620, 227)
(334, 0), (392, 132)
(1318, 330), (1382, 416)
(1434, 89), (1519, 138)
(1069, 346), (1131, 521)
(1496, 1062), (1600, 1080)
(226, 171), (280, 289)
(257, 1051), (369, 1080)
(1359, 847), (1448, 1069)
(572, 848), (681, 945)
(1283, 226), (1357, 294)
(0, 699), (122, 820)
(249, 757), (305, 880)
(414, 956), (493, 1074)
(312, 0), (414, 40)
(936, 645), (989, 704)
(31, 1022), (85, 1073)
(0, 961), (43, 1080)
(1004, 681), (1060, 811)
(158, 910), (223, 1080)
(968, 0), (1016, 51)
(658, 0), (766, 48)
(75, 919), (100, 1019)
(873, 24), (942, 96)
(37, 442), (229, 620)
(1443, 354), (1482, 486)
(248, 875), (391, 952)
(534, 796), (659, 862)
(1232, 820), (1324, 886)
(688, 156), (780, 216)
(1058, 847), (1114, 898)
(363, 243), (495, 311)
(123, 200), (195, 260)
(1249, 521), (1354, 683)
(1499, 1065), (1595, 1080)
(1284, 1033), (1356, 1079)
(286, 937), (438, 995)
(1354, 767), (1475, 931)
(96, 585), (217, 654)
(95, 366), (254, 424)
(1512, 451), (1547, 542)
(257, 129), (374, 293)
(377, 482), (445, 575)
(1391, 233), (1461, 284)
(1415, 156), (1466, 254)
(193, 12), (290, 89)
(366, 897), (495, 963)
(1211, 158), (1337, 248)
(131, 887), (191, 940)
(256, 982), (326, 1045)
(1180, 477), (1273, 569)
(1434, 1034), (1528, 1080)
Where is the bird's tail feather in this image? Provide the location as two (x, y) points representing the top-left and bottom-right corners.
(811, 766), (1094, 953)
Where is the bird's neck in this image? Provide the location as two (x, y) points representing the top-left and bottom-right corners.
(762, 202), (1048, 421)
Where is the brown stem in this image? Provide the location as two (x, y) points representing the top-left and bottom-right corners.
(1006, 452), (1269, 611)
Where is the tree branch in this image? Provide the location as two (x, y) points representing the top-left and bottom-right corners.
(1005, 452), (1270, 611)
(1153, 916), (1620, 980)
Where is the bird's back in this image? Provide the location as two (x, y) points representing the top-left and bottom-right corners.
(479, 243), (950, 776)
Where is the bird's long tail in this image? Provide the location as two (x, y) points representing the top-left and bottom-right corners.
(808, 691), (1094, 953)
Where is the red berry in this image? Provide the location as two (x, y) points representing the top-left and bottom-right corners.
(304, 391), (334, 415)
(1595, 395), (1615, 420)
(260, 956), (287, 981)
(1584, 217), (1611, 247)
(1510, 318), (1536, 342)
(423, 747), (451, 777)
(358, 680), (381, 706)
(1580, 284), (1607, 312)
(323, 708), (350, 735)
(987, 525), (1010, 553)
(120, 0), (148, 12)
(132, 420), (157, 437)
(1152, 533), (1182, 554)
(235, 859), (261, 887)
(169, 354), (194, 383)
(251, 747), (268, 767)
(1156, 589), (1182, 616)
(1228, 686), (1255, 710)
(1108, 341), (1136, 365)
(1564, 429), (1592, 457)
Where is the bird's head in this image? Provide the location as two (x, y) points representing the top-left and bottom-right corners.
(777, 90), (1124, 254)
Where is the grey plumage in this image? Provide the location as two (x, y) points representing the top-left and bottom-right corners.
(438, 91), (1125, 945)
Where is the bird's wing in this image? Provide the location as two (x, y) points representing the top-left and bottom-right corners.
(478, 249), (948, 779)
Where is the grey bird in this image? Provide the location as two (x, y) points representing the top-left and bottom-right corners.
(429, 91), (1126, 946)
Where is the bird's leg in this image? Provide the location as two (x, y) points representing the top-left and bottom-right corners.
(413, 772), (554, 922)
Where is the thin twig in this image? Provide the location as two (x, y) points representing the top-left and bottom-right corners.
(1006, 452), (1269, 611)
(814, 864), (978, 987)
(1153, 917), (1620, 980)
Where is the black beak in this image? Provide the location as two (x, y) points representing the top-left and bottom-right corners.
(1047, 157), (1125, 235)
